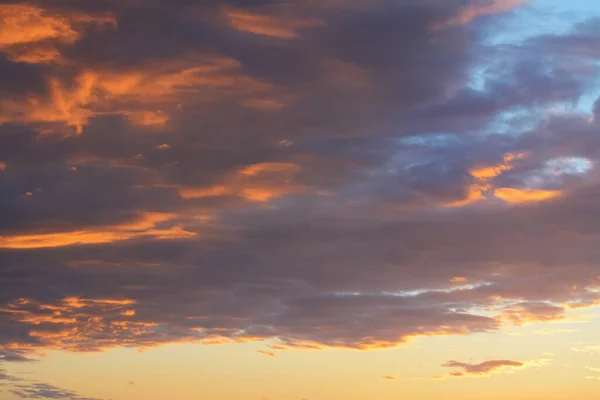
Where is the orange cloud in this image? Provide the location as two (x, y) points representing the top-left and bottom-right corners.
(493, 188), (562, 204)
(224, 8), (321, 39)
(6, 45), (63, 64)
(125, 110), (169, 127)
(0, 4), (115, 63)
(180, 186), (229, 199)
(446, 152), (525, 208)
(0, 4), (109, 46)
(0, 213), (197, 249)
(257, 350), (276, 357)
(241, 187), (296, 202)
(381, 376), (396, 380)
(68, 298), (136, 307)
(180, 162), (304, 203)
(242, 98), (287, 111)
(469, 152), (525, 180)
(438, 0), (527, 28)
(450, 152), (563, 207)
(445, 184), (490, 207)
(239, 162), (299, 177)
(470, 164), (511, 180)
(0, 54), (287, 134)
(498, 302), (565, 325)
(0, 296), (164, 352)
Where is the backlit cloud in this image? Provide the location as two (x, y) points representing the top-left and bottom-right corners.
(0, 213), (197, 249)
(0, 3), (114, 69)
(439, 0), (527, 28)
(0, 54), (282, 134)
(224, 8), (321, 39)
(0, 0), (599, 368)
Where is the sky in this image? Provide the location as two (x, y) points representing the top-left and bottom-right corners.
(1, 0), (600, 399)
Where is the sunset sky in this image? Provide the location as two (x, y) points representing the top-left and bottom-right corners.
(2, 0), (600, 399)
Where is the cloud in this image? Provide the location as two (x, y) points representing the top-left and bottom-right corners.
(0, 3), (115, 64)
(469, 152), (525, 180)
(381, 376), (396, 380)
(442, 359), (525, 377)
(9, 382), (103, 400)
(534, 328), (577, 335)
(223, 8), (321, 39)
(437, 0), (526, 28)
(1, 356), (103, 399)
(498, 302), (567, 325)
(0, 0), (600, 359)
(0, 54), (281, 134)
(179, 161), (304, 203)
(585, 367), (600, 380)
(493, 187), (562, 204)
(0, 212), (197, 249)
(572, 346), (600, 354)
(0, 349), (37, 363)
(257, 350), (276, 357)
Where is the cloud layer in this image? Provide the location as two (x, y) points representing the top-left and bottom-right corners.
(1, 0), (600, 378)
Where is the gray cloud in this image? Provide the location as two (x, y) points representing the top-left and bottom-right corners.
(0, 359), (103, 400)
(10, 382), (103, 400)
(442, 359), (524, 376)
(0, 0), (599, 361)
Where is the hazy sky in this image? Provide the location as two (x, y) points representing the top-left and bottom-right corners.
(1, 1), (600, 399)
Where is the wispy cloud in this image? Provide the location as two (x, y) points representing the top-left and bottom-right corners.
(572, 346), (600, 354)
(442, 358), (548, 377)
(1, 358), (103, 400)
(257, 350), (276, 357)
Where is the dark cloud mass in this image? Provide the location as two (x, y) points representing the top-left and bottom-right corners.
(1, 0), (600, 387)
